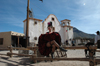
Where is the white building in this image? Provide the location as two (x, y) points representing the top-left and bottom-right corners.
(23, 14), (73, 46)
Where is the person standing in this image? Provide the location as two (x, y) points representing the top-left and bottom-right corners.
(72, 39), (75, 46)
(66, 40), (68, 45)
(95, 31), (100, 48)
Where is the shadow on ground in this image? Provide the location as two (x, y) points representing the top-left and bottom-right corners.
(0, 56), (35, 66)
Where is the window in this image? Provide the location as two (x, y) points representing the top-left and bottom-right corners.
(34, 37), (37, 40)
(67, 22), (69, 25)
(34, 21), (37, 25)
(69, 28), (71, 30)
(68, 22), (69, 25)
(0, 38), (3, 45)
(52, 17), (54, 21)
(62, 23), (65, 26)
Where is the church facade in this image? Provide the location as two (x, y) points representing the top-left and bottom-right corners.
(23, 14), (73, 45)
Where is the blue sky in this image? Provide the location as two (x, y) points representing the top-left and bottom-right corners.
(0, 0), (100, 34)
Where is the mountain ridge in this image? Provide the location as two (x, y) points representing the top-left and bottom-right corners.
(73, 27), (95, 39)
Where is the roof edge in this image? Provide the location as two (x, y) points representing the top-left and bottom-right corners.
(23, 18), (43, 22)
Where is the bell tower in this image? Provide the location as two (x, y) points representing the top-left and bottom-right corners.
(61, 19), (73, 44)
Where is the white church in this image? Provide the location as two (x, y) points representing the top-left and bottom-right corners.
(23, 14), (73, 45)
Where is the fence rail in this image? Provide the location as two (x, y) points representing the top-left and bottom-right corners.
(6, 46), (99, 66)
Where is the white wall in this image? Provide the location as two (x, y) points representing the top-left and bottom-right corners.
(24, 21), (26, 35)
(63, 27), (68, 43)
(77, 39), (81, 44)
(60, 26), (73, 44)
(24, 19), (42, 45)
(68, 28), (73, 40)
(43, 14), (67, 43)
(43, 14), (61, 34)
(59, 27), (64, 44)
(23, 14), (73, 45)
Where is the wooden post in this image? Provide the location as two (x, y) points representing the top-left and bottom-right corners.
(89, 49), (95, 66)
(26, 0), (30, 47)
(31, 46), (37, 63)
(34, 47), (37, 63)
(10, 45), (12, 57)
(18, 36), (19, 47)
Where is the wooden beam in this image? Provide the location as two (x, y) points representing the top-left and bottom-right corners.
(26, 0), (30, 47)
(27, 46), (38, 50)
(27, 46), (97, 50)
(95, 59), (100, 62)
(0, 54), (7, 55)
(33, 57), (90, 61)
(63, 46), (97, 49)
(7, 46), (97, 50)
(7, 52), (36, 57)
(18, 36), (19, 47)
(96, 49), (100, 52)
(12, 47), (30, 50)
(8, 47), (30, 50)
(0, 48), (8, 50)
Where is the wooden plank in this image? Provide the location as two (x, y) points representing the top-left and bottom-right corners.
(0, 54), (7, 55)
(27, 46), (97, 50)
(63, 46), (97, 49)
(27, 46), (97, 51)
(7, 47), (30, 50)
(12, 47), (30, 50)
(96, 50), (100, 52)
(0, 48), (9, 50)
(95, 59), (100, 62)
(27, 46), (38, 50)
(95, 59), (100, 65)
(8, 47), (36, 50)
(8, 46), (97, 50)
(33, 57), (90, 61)
(7, 52), (36, 57)
(18, 36), (19, 47)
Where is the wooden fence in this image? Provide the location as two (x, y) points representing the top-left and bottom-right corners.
(7, 46), (100, 66)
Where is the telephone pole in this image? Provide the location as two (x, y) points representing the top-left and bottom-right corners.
(26, 0), (30, 47)
(25, 0), (43, 47)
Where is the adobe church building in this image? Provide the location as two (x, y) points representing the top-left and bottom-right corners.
(23, 14), (73, 46)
